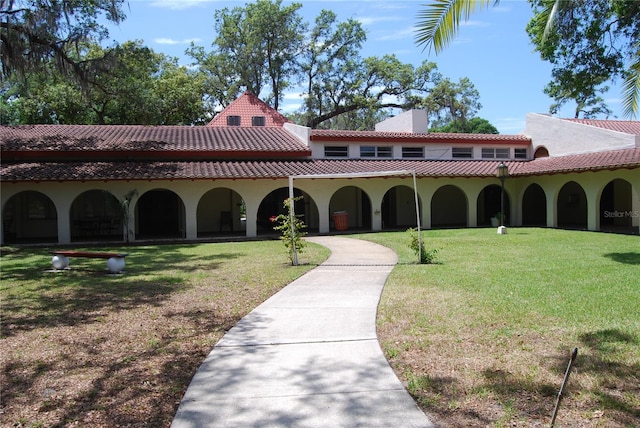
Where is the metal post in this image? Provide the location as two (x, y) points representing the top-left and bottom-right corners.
(550, 347), (578, 427)
(500, 176), (505, 227)
(288, 176), (298, 266)
(412, 171), (422, 263)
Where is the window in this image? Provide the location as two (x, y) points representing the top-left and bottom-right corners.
(360, 146), (393, 158)
(514, 148), (527, 159)
(452, 147), (473, 159)
(252, 116), (265, 126)
(482, 148), (509, 159)
(360, 146), (376, 158)
(324, 146), (348, 157)
(377, 146), (392, 158)
(227, 115), (241, 126)
(402, 147), (424, 158)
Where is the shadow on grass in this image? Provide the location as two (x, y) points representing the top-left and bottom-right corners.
(576, 329), (640, 425)
(2, 307), (242, 427)
(1, 244), (251, 427)
(603, 252), (640, 265)
(0, 245), (241, 338)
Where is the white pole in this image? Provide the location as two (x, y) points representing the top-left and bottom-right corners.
(288, 176), (298, 266)
(412, 171), (422, 263)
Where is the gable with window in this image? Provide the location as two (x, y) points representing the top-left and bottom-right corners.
(227, 115), (241, 126)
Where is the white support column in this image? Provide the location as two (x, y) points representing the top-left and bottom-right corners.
(585, 186), (599, 231)
(546, 187), (557, 228)
(244, 202), (258, 238)
(184, 200), (198, 240)
(56, 199), (71, 244)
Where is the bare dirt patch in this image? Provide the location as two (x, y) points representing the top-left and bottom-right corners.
(1, 243), (326, 427)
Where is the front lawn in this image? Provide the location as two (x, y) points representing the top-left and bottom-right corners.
(2, 229), (638, 427)
(362, 228), (639, 427)
(1, 240), (329, 427)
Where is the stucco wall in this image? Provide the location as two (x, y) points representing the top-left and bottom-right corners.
(524, 113), (637, 157)
(2, 168), (638, 245)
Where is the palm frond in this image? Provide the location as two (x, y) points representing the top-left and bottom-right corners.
(415, 0), (494, 54)
(541, 0), (561, 44)
(621, 43), (640, 119)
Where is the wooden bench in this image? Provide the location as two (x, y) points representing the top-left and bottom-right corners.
(51, 251), (128, 273)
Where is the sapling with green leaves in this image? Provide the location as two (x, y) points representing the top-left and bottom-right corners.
(407, 227), (439, 264)
(271, 196), (307, 265)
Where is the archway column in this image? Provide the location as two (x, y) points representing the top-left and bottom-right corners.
(585, 185), (600, 231)
(56, 197), (72, 244)
(184, 200), (198, 240)
(546, 186), (558, 228)
(370, 194), (383, 231)
(244, 201), (258, 238)
(467, 188), (480, 228)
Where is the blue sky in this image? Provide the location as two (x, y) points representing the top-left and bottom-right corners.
(105, 0), (624, 133)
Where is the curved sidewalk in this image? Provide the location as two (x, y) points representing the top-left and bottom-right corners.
(171, 236), (434, 428)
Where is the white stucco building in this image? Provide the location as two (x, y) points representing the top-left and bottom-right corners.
(1, 92), (639, 245)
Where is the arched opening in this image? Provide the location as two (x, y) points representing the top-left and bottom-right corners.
(600, 179), (635, 234)
(197, 188), (246, 238)
(534, 146), (549, 158)
(477, 184), (510, 227)
(557, 181), (587, 229)
(70, 190), (122, 242)
(257, 187), (319, 235)
(329, 186), (372, 232)
(2, 191), (58, 243)
(135, 189), (186, 239)
(381, 185), (421, 230)
(522, 184), (547, 226)
(431, 185), (467, 228)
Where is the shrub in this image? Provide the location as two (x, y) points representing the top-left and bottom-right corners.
(407, 228), (439, 264)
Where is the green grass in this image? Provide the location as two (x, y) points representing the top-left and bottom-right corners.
(360, 228), (640, 426)
(1, 229), (638, 426)
(1, 240), (329, 320)
(363, 228), (639, 330)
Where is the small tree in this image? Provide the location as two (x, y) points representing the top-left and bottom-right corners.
(408, 228), (439, 264)
(271, 196), (307, 265)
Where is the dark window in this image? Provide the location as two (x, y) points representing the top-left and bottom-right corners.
(514, 148), (527, 159)
(452, 147), (473, 158)
(496, 148), (509, 159)
(482, 148), (509, 159)
(377, 146), (393, 158)
(360, 146), (376, 157)
(402, 147), (424, 158)
(252, 116), (265, 126)
(227, 115), (241, 126)
(361, 146), (393, 158)
(324, 146), (349, 157)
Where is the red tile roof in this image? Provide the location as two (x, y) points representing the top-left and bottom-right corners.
(3, 148), (638, 183)
(562, 118), (640, 135)
(0, 124), (311, 159)
(514, 147), (640, 176)
(207, 91), (292, 127)
(310, 129), (531, 145)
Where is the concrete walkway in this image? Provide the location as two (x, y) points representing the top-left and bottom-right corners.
(171, 236), (434, 428)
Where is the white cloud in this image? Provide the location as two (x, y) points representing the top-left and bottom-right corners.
(356, 15), (404, 26)
(148, 0), (212, 10)
(461, 19), (492, 28)
(154, 37), (202, 45)
(376, 26), (415, 41)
